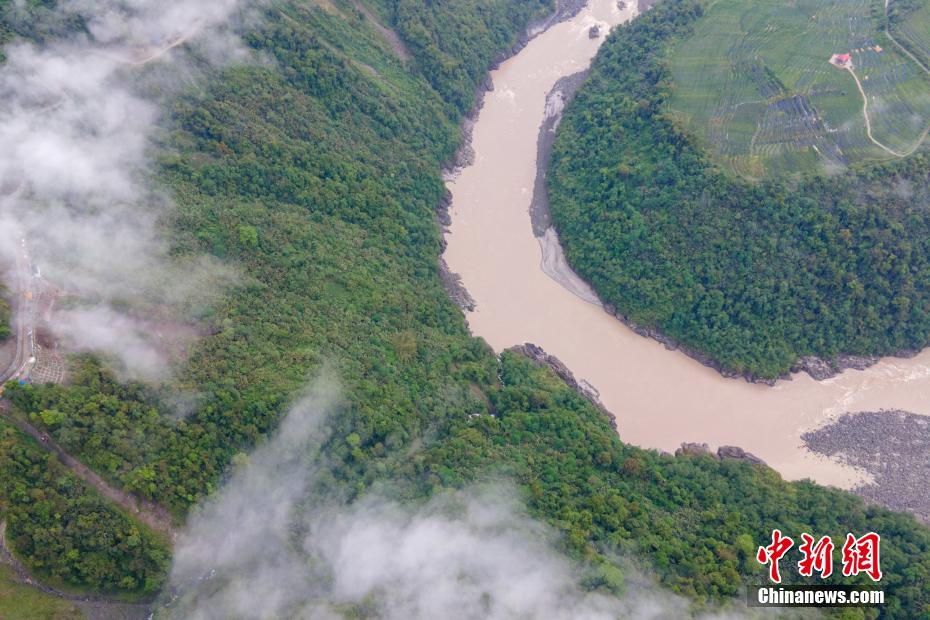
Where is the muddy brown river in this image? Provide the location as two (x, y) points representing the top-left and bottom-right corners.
(442, 0), (930, 489)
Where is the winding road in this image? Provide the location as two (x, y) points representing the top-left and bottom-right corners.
(0, 191), (36, 388)
(843, 0), (930, 158)
(0, 27), (196, 601)
(884, 0), (930, 75)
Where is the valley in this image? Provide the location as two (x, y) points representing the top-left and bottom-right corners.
(2, 0), (930, 615)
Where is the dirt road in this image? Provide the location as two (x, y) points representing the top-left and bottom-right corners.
(844, 62), (930, 158)
(884, 0), (930, 75)
(844, 0), (930, 158)
(0, 401), (176, 541)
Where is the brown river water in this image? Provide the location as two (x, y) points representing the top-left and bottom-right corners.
(442, 0), (930, 489)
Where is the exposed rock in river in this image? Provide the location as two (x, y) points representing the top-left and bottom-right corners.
(717, 445), (766, 465)
(674, 443), (766, 465)
(790, 355), (880, 381)
(675, 442), (712, 457)
(803, 409), (930, 523)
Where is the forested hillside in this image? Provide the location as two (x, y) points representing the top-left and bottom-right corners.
(550, 0), (930, 379)
(0, 0), (84, 60)
(2, 0), (930, 615)
(0, 420), (168, 595)
(369, 0), (551, 113)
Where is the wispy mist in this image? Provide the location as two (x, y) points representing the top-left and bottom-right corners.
(161, 376), (761, 620)
(164, 376), (341, 618)
(0, 0), (248, 380)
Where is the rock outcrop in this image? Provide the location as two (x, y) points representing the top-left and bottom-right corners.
(803, 409), (930, 523)
(717, 445), (766, 465)
(675, 442), (712, 457)
(790, 354), (881, 381)
(509, 342), (614, 428)
(674, 442), (766, 465)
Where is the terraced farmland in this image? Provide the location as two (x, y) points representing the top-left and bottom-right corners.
(668, 0), (930, 177)
(889, 0), (930, 69)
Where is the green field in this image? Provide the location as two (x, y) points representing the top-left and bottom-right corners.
(890, 0), (930, 67)
(668, 0), (930, 177)
(0, 565), (83, 620)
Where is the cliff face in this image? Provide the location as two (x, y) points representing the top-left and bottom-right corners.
(509, 342), (614, 427)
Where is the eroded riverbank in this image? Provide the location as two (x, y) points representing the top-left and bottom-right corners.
(441, 0), (930, 491)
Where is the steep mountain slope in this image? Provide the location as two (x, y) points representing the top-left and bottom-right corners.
(1, 0), (929, 614)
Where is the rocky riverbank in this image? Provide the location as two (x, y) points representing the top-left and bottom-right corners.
(674, 442), (766, 465)
(509, 342), (615, 428)
(803, 409), (930, 523)
(609, 307), (919, 384)
(530, 70), (590, 237)
(440, 0), (588, 182)
(516, 2), (919, 387)
(436, 190), (476, 312)
(530, 70), (608, 306)
(512, 342), (775, 469)
(438, 0), (589, 313)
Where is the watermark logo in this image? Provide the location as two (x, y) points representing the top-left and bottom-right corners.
(756, 530), (882, 583)
(840, 532), (882, 581)
(797, 533), (834, 579)
(751, 530), (883, 608)
(756, 529), (794, 583)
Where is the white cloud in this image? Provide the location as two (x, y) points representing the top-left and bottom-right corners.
(159, 377), (760, 620)
(0, 0), (247, 381)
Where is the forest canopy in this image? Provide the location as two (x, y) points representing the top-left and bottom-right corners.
(549, 0), (930, 379)
(0, 0), (929, 614)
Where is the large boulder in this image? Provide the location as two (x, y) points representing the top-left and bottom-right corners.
(717, 445), (766, 465)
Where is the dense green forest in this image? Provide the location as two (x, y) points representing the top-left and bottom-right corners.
(2, 0), (930, 614)
(549, 0), (930, 379)
(0, 421), (168, 595)
(0, 0), (84, 61)
(371, 0), (550, 113)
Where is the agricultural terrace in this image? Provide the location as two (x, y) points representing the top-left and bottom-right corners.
(888, 0), (930, 69)
(668, 0), (930, 178)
